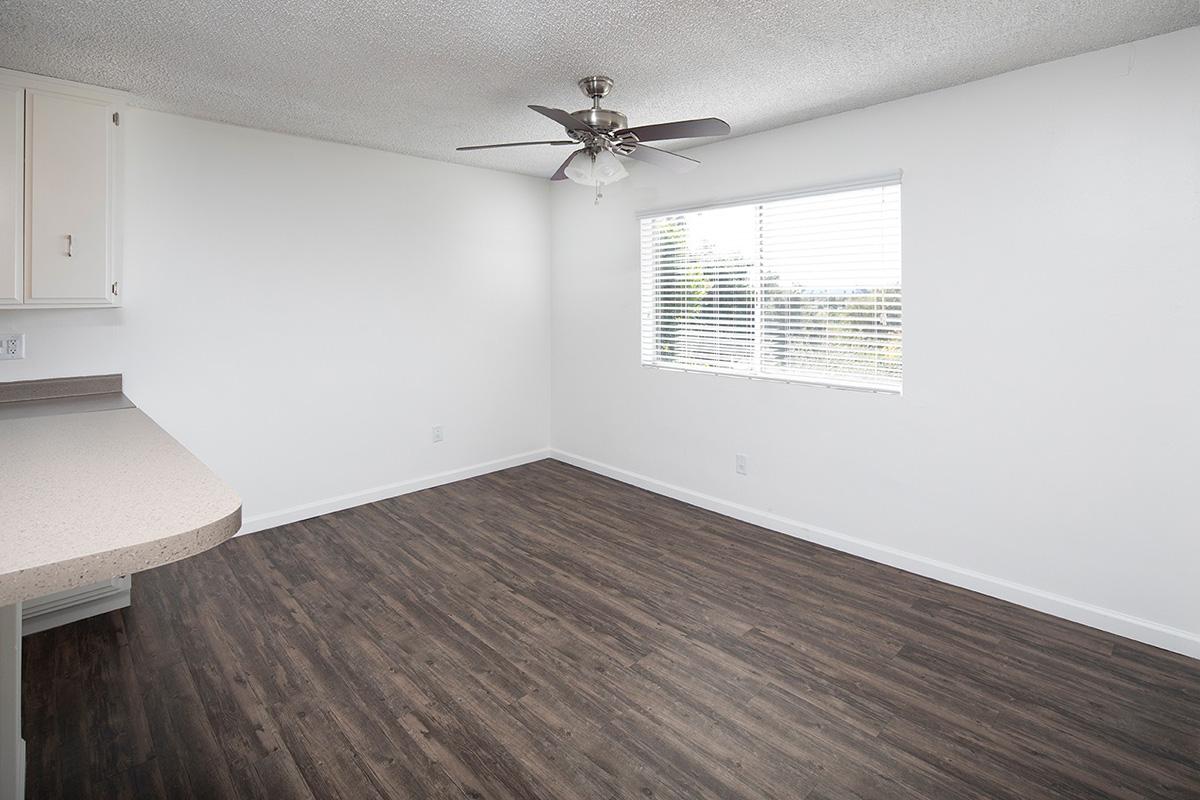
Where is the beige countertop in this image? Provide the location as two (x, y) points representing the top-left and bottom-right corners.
(0, 405), (242, 605)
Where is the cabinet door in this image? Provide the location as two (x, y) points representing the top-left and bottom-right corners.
(0, 85), (19, 304)
(25, 90), (113, 304)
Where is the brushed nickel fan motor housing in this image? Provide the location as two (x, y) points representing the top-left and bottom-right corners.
(569, 75), (627, 135)
(570, 107), (627, 132)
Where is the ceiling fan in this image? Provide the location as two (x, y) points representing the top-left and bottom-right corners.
(456, 76), (730, 195)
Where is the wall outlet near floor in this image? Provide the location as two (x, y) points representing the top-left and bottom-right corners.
(0, 333), (24, 360)
(432, 425), (444, 443)
(735, 453), (748, 475)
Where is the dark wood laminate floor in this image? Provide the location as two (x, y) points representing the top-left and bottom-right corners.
(21, 458), (1200, 799)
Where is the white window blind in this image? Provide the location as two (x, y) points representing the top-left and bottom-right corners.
(639, 177), (902, 392)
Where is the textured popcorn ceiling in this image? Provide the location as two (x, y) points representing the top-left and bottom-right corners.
(1, 1), (1196, 178)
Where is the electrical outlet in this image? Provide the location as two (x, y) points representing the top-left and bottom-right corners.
(735, 453), (748, 475)
(432, 425), (444, 443)
(0, 333), (24, 360)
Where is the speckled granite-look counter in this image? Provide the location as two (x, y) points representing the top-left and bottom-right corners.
(0, 405), (242, 605)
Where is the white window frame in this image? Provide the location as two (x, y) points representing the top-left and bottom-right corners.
(638, 172), (903, 394)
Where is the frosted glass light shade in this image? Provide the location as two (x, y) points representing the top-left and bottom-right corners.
(565, 149), (628, 186)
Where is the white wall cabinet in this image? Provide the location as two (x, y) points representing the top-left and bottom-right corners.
(0, 69), (124, 309)
(0, 85), (20, 305)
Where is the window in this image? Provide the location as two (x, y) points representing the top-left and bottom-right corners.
(639, 176), (902, 393)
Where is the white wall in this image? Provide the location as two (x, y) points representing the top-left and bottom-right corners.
(550, 27), (1200, 656)
(1, 109), (552, 528)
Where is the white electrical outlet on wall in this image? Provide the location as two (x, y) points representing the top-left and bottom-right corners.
(432, 425), (444, 443)
(0, 333), (24, 360)
(735, 453), (748, 475)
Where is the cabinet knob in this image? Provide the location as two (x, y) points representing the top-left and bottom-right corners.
(65, 234), (73, 257)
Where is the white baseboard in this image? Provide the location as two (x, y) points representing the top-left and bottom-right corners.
(238, 448), (552, 536)
(550, 449), (1200, 660)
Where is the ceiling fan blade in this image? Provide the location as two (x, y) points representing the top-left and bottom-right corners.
(456, 140), (575, 151)
(551, 149), (583, 181)
(529, 105), (595, 133)
(617, 117), (730, 142)
(623, 144), (700, 173)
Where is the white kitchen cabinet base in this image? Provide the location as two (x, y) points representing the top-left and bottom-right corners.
(0, 603), (24, 800)
(21, 576), (130, 637)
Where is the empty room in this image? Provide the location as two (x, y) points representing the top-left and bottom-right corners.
(1, 2), (1198, 798)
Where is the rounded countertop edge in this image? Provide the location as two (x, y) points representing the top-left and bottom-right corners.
(0, 502), (242, 607)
